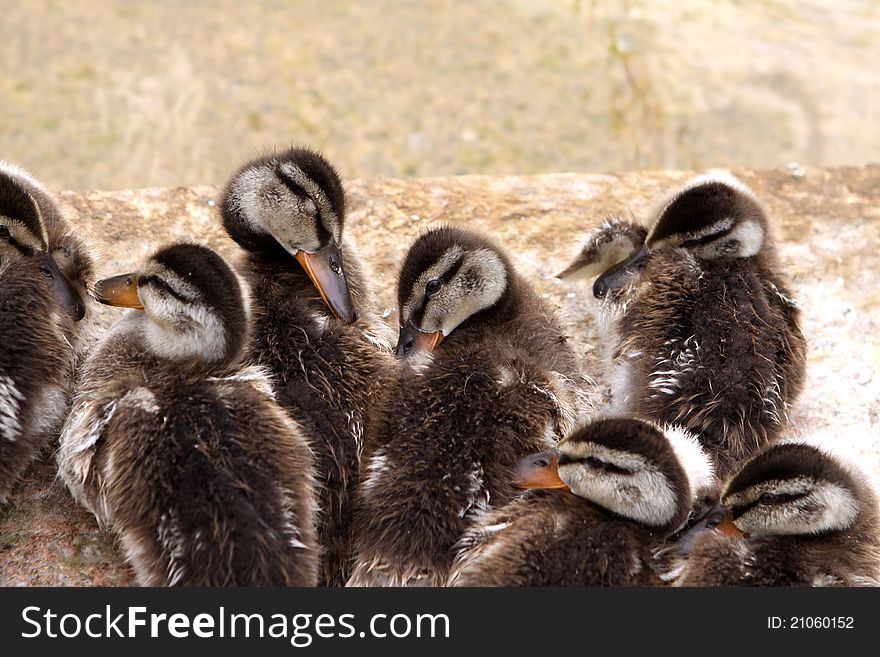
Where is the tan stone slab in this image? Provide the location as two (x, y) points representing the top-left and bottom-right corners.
(2, 166), (878, 585)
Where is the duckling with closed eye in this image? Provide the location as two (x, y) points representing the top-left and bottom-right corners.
(0, 161), (93, 503)
(448, 418), (715, 586)
(57, 243), (319, 586)
(348, 226), (583, 586)
(560, 172), (807, 476)
(220, 148), (392, 586)
(673, 440), (880, 586)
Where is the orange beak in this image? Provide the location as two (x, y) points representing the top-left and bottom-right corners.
(294, 239), (356, 324)
(514, 449), (570, 490)
(395, 323), (444, 357)
(715, 514), (746, 538)
(94, 273), (144, 309)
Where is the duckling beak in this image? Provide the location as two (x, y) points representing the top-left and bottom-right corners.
(556, 251), (596, 281)
(514, 448), (570, 490)
(395, 322), (444, 357)
(715, 513), (746, 538)
(592, 243), (650, 299)
(94, 273), (144, 309)
(294, 240), (356, 323)
(675, 505), (746, 556)
(34, 251), (86, 321)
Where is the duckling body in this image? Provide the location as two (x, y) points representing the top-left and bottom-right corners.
(221, 148), (392, 586)
(348, 227), (583, 586)
(674, 440), (880, 586)
(57, 244), (318, 586)
(449, 419), (714, 587)
(0, 161), (92, 503)
(561, 173), (806, 476)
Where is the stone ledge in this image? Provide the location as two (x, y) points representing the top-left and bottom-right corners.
(2, 165), (878, 585)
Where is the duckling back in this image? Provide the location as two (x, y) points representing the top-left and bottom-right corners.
(617, 251), (805, 474)
(63, 362), (318, 586)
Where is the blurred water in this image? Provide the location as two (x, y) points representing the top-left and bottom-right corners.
(0, 0), (878, 190)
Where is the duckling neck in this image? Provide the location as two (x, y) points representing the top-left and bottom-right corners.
(245, 249), (341, 323)
(443, 277), (522, 348)
(130, 310), (242, 372)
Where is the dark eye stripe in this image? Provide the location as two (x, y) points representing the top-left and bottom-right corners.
(275, 169), (309, 199)
(440, 256), (465, 287)
(558, 454), (632, 475)
(139, 275), (190, 303)
(410, 255), (465, 325)
(275, 170), (331, 246)
(682, 225), (735, 248)
(730, 489), (808, 519)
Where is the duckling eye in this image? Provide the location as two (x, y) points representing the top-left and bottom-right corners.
(705, 517), (720, 529)
(329, 255), (342, 275)
(585, 456), (603, 468)
(759, 492), (777, 504)
(0, 225), (9, 239)
(425, 278), (442, 296)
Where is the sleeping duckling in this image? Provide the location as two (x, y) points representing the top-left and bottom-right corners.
(448, 418), (714, 586)
(0, 161), (93, 503)
(220, 147), (392, 586)
(560, 172), (806, 476)
(57, 243), (318, 586)
(674, 440), (880, 586)
(348, 226), (583, 586)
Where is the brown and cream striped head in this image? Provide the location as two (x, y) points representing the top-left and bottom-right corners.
(515, 419), (714, 533)
(394, 226), (511, 357)
(220, 148), (355, 323)
(589, 171), (770, 299)
(94, 243), (250, 365)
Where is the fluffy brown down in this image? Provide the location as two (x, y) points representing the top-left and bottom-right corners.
(450, 490), (672, 587)
(615, 246), (806, 476)
(58, 324), (319, 586)
(237, 245), (392, 586)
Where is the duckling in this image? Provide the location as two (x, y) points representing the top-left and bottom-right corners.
(220, 147), (392, 586)
(673, 440), (880, 586)
(57, 243), (318, 586)
(348, 226), (583, 586)
(559, 172), (807, 476)
(0, 161), (93, 503)
(448, 418), (714, 586)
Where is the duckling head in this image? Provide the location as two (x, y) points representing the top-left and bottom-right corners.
(515, 419), (712, 532)
(592, 171), (769, 299)
(0, 167), (85, 320)
(394, 226), (512, 358)
(702, 443), (863, 540)
(220, 147), (355, 323)
(94, 243), (250, 365)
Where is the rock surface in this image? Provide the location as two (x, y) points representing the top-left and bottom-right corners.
(1, 166), (878, 585)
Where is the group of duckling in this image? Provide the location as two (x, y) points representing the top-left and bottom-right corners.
(1, 151), (878, 587)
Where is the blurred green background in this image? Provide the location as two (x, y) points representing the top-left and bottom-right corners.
(1, 0), (878, 191)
